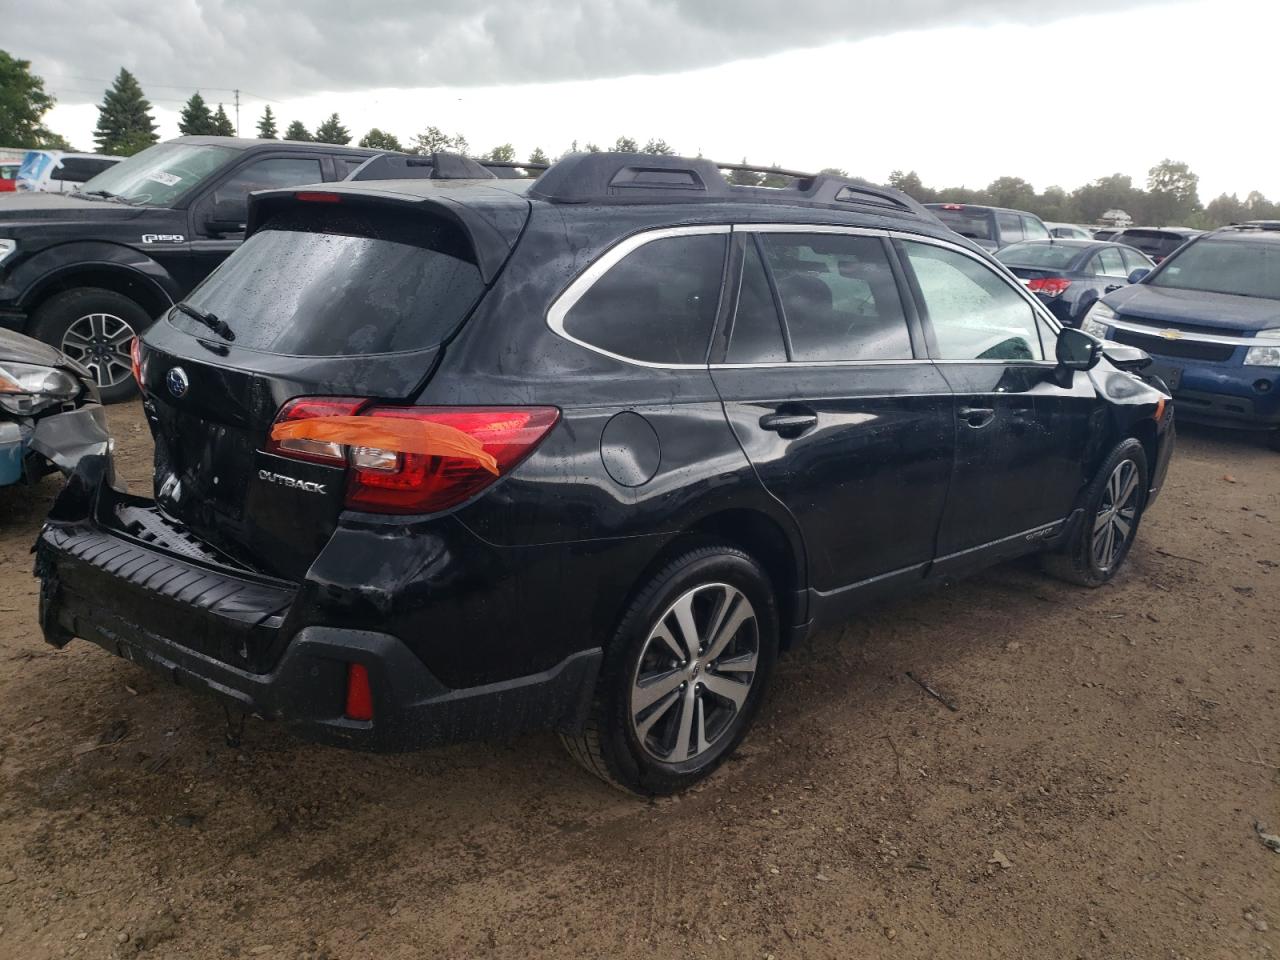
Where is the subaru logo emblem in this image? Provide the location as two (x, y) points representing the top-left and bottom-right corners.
(166, 367), (189, 398)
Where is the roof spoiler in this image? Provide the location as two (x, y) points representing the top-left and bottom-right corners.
(528, 152), (931, 217)
(346, 151), (551, 182)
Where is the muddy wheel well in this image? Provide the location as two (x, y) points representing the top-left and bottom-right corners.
(25, 268), (171, 327)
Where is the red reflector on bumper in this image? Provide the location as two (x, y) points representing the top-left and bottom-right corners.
(345, 663), (374, 721)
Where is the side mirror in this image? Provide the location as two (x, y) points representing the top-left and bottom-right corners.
(204, 195), (247, 235)
(1056, 326), (1103, 372)
(1127, 268), (1151, 284)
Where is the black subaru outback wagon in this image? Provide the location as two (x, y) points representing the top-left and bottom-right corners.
(35, 153), (1175, 794)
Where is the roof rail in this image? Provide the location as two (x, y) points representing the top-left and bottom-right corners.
(527, 152), (930, 217)
(345, 151), (550, 183)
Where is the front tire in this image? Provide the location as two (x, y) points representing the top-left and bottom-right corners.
(30, 287), (149, 402)
(1043, 438), (1149, 587)
(561, 544), (779, 795)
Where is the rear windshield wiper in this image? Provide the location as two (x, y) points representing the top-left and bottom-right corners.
(174, 302), (236, 342)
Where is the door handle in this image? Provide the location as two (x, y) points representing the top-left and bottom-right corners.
(958, 406), (996, 428)
(760, 412), (818, 436)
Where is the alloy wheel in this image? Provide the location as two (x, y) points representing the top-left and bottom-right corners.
(1092, 459), (1140, 572)
(629, 582), (759, 764)
(61, 312), (136, 389)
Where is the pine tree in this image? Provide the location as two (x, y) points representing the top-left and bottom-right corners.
(613, 136), (638, 153)
(527, 147), (550, 167)
(314, 113), (351, 145)
(256, 105), (278, 139)
(284, 120), (311, 141)
(177, 92), (215, 136)
(93, 68), (158, 156)
(359, 128), (403, 150)
(211, 104), (236, 137)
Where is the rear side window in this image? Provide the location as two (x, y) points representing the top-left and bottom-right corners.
(175, 206), (485, 355)
(1119, 246), (1151, 274)
(562, 233), (726, 364)
(51, 157), (111, 182)
(1096, 247), (1127, 277)
(903, 241), (1045, 361)
(932, 208), (994, 241)
(760, 233), (913, 362)
(726, 239), (787, 363)
(1022, 217), (1050, 241)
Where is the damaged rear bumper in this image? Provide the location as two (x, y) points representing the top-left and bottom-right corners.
(34, 458), (600, 752)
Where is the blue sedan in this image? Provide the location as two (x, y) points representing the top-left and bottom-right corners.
(995, 240), (1155, 326)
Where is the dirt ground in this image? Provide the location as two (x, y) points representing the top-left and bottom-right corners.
(0, 401), (1277, 960)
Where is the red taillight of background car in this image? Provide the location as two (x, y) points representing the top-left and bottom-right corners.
(295, 191), (342, 203)
(266, 399), (560, 514)
(345, 406), (560, 514)
(1027, 277), (1072, 298)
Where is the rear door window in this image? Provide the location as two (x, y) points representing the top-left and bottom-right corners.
(726, 239), (787, 363)
(997, 212), (1024, 244)
(51, 158), (107, 183)
(561, 233), (726, 365)
(175, 205), (485, 355)
(1096, 247), (1127, 277)
(902, 241), (1045, 361)
(1022, 217), (1050, 241)
(759, 233), (913, 362)
(1119, 246), (1151, 274)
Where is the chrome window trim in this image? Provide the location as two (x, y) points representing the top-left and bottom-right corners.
(1103, 316), (1280, 348)
(545, 222), (1067, 370)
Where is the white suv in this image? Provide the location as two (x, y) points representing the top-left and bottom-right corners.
(16, 151), (124, 193)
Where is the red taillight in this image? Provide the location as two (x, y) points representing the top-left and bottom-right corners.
(346, 406), (560, 514)
(130, 336), (143, 389)
(344, 663), (373, 721)
(295, 191), (342, 203)
(266, 399), (560, 514)
(941, 203), (964, 210)
(266, 397), (367, 465)
(1027, 277), (1072, 297)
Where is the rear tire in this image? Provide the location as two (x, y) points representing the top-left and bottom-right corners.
(1043, 438), (1148, 587)
(560, 544), (779, 795)
(30, 287), (149, 403)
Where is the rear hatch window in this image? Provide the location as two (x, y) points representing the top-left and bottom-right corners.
(996, 242), (1081, 272)
(931, 208), (994, 242)
(173, 206), (486, 355)
(1116, 231), (1187, 259)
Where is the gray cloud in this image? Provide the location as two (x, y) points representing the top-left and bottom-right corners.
(17, 0), (1161, 101)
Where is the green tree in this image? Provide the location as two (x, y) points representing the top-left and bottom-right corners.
(359, 128), (403, 150)
(1144, 159), (1200, 225)
(93, 68), (158, 156)
(1070, 174), (1142, 224)
(642, 138), (674, 155)
(985, 175), (1036, 211)
(256, 105), (278, 139)
(211, 103), (236, 137)
(819, 166), (849, 177)
(583, 142), (601, 153)
(887, 169), (931, 201)
(725, 158), (762, 187)
(613, 136), (638, 153)
(1036, 185), (1072, 222)
(177, 92), (215, 136)
(315, 112), (351, 145)
(484, 143), (516, 162)
(283, 120), (312, 141)
(0, 50), (61, 148)
(527, 146), (550, 166)
(410, 125), (467, 155)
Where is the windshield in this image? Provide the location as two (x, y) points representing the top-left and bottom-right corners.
(996, 242), (1082, 271)
(930, 208), (994, 241)
(79, 142), (236, 206)
(1150, 239), (1280, 300)
(173, 206), (485, 355)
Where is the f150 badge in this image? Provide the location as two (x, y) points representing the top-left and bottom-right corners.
(141, 234), (185, 243)
(258, 469), (328, 495)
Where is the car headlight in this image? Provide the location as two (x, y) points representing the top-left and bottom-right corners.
(1081, 302), (1117, 339)
(0, 361), (81, 415)
(1244, 328), (1280, 368)
(0, 238), (16, 265)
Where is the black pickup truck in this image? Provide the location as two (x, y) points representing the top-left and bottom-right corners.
(0, 137), (383, 400)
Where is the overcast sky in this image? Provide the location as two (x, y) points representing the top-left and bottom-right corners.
(19, 0), (1280, 200)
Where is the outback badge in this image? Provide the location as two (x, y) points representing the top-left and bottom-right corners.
(166, 366), (189, 398)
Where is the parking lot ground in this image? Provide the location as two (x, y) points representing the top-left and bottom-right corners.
(0, 402), (1277, 960)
